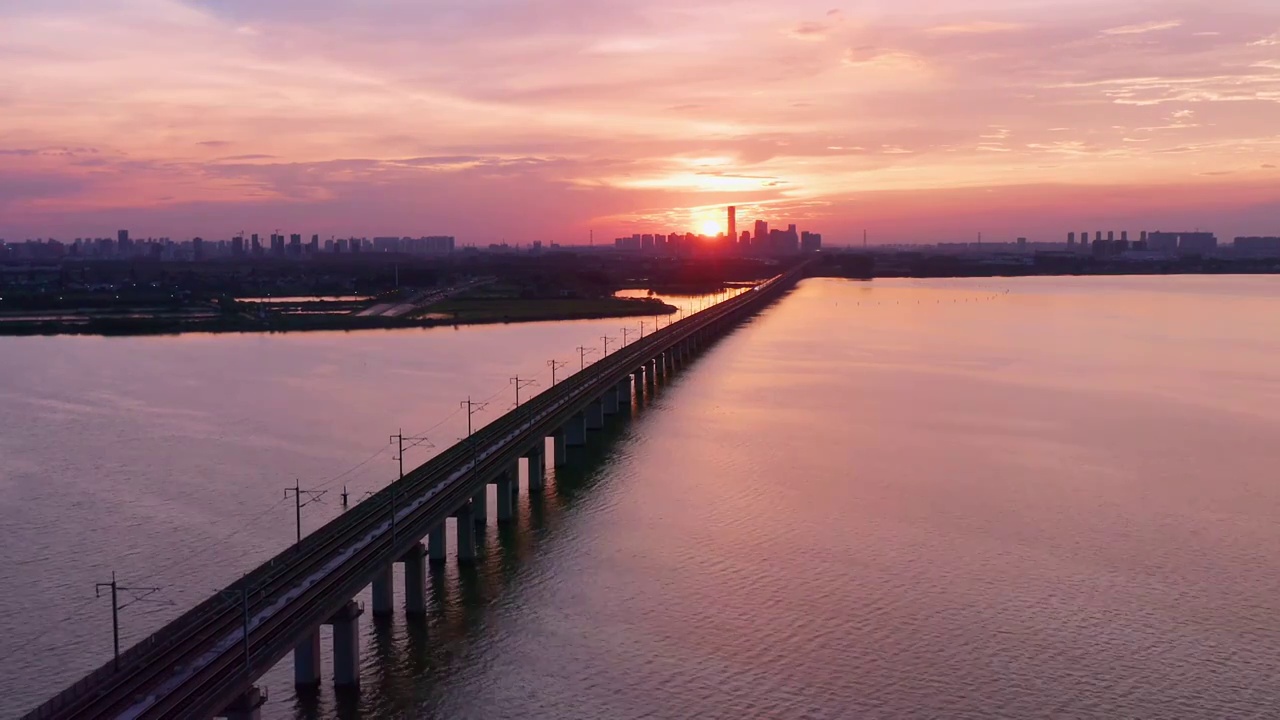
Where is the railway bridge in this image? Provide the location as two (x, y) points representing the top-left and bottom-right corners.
(24, 264), (806, 720)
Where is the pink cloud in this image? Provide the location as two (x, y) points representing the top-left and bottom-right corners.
(1, 0), (1279, 243)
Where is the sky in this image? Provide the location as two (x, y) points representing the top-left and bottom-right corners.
(2, 0), (1280, 245)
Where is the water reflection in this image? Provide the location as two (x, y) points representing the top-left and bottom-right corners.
(286, 366), (672, 719)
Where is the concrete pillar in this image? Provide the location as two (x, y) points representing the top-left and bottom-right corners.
(552, 431), (568, 467)
(221, 686), (266, 720)
(371, 564), (394, 617)
(471, 486), (488, 525)
(496, 474), (515, 521)
(330, 600), (363, 688)
(603, 386), (620, 415)
(646, 359), (657, 384)
(565, 413), (587, 447)
(585, 398), (605, 430)
(294, 629), (322, 687)
(454, 506), (477, 564)
(402, 542), (427, 616)
(428, 524), (446, 565)
(525, 446), (546, 492)
(616, 378), (632, 408)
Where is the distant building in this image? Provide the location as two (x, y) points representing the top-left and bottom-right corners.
(754, 220), (768, 244)
(800, 231), (822, 252)
(727, 206), (736, 243)
(1146, 231), (1217, 254)
(1147, 231), (1179, 252)
(373, 236), (401, 253)
(1234, 236), (1280, 256)
(1179, 232), (1217, 254)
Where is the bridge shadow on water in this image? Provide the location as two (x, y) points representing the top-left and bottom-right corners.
(286, 375), (679, 720)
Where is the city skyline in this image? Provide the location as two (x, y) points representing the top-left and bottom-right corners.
(3, 1), (1280, 243)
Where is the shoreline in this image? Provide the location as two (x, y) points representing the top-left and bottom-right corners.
(0, 301), (679, 338)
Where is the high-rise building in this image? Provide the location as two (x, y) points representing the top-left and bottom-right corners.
(1147, 231), (1179, 252)
(754, 220), (767, 244)
(1234, 236), (1280, 256)
(727, 206), (736, 243)
(117, 229), (130, 256)
(1178, 232), (1218, 254)
(192, 236), (204, 261)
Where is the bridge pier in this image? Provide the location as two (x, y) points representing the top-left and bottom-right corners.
(552, 430), (567, 467)
(617, 377), (633, 408)
(646, 359), (657, 385)
(403, 542), (427, 615)
(585, 398), (605, 430)
(525, 445), (546, 491)
(294, 629), (322, 687)
(329, 600), (363, 688)
(428, 523), (447, 565)
(565, 413), (587, 447)
(371, 564), (394, 617)
(603, 385), (620, 415)
(454, 505), (477, 564)
(220, 686), (266, 720)
(496, 472), (516, 521)
(471, 486), (488, 525)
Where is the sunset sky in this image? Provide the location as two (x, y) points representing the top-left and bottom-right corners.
(2, 0), (1279, 245)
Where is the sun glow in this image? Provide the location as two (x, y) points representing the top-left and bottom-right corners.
(700, 220), (721, 236)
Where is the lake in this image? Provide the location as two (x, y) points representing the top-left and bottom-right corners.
(1, 276), (1277, 718)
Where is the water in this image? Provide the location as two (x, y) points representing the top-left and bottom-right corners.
(2, 277), (1279, 718)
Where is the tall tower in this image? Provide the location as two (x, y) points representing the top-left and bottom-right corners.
(727, 206), (736, 243)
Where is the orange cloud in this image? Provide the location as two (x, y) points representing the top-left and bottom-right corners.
(2, 0), (1280, 243)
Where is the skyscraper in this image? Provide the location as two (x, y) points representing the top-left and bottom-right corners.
(754, 220), (767, 244)
(727, 206), (736, 244)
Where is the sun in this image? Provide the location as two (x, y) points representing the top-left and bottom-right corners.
(699, 220), (721, 236)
